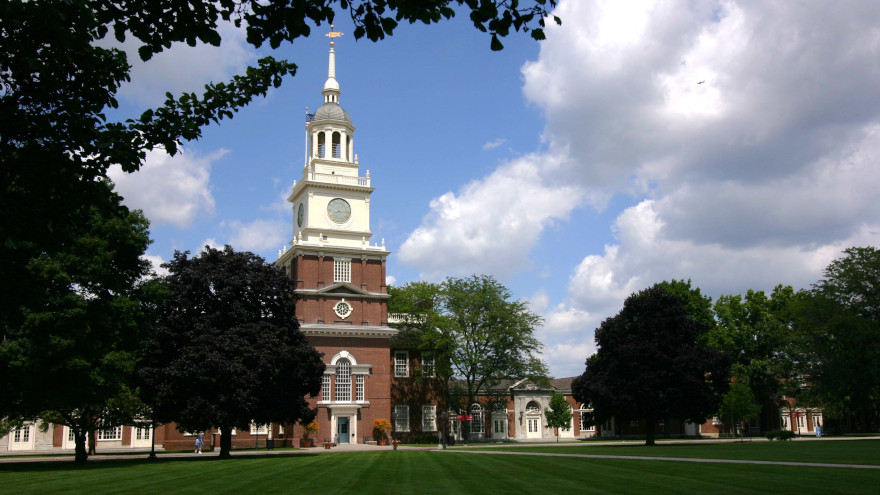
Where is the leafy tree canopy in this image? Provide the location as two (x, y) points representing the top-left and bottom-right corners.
(544, 393), (573, 442)
(390, 276), (548, 413)
(0, 180), (159, 462)
(138, 246), (324, 458)
(706, 285), (796, 429)
(573, 284), (730, 446)
(813, 246), (880, 324)
(1, 0), (557, 455)
(718, 381), (762, 440)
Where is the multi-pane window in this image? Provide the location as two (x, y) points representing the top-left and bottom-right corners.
(97, 426), (122, 441)
(493, 419), (506, 433)
(394, 351), (409, 377)
(251, 423), (269, 435)
(471, 404), (484, 433)
(526, 401), (540, 412)
(334, 258), (351, 283)
(421, 353), (435, 377)
(527, 418), (539, 433)
(422, 405), (437, 431)
(336, 359), (352, 401)
(135, 426), (151, 440)
(579, 405), (595, 432)
(797, 413), (805, 428)
(321, 374), (331, 401)
(356, 375), (365, 401)
(13, 426), (30, 443)
(394, 405), (410, 432)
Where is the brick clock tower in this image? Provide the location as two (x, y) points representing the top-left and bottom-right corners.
(275, 28), (396, 445)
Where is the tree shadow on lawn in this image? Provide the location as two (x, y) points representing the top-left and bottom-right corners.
(0, 452), (324, 474)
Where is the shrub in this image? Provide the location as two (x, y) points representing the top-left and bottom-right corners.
(302, 421), (319, 439)
(766, 430), (797, 441)
(373, 419), (392, 440)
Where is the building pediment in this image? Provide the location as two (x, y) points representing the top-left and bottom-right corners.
(316, 282), (371, 296)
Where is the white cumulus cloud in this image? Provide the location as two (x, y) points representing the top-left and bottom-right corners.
(398, 153), (581, 281)
(109, 148), (221, 228)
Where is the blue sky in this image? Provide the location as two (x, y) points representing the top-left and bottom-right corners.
(108, 0), (880, 378)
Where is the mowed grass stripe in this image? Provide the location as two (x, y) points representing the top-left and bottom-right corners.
(1, 450), (880, 494)
(461, 439), (880, 465)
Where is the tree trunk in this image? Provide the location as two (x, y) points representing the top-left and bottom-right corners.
(220, 426), (232, 458)
(74, 430), (88, 463)
(645, 420), (656, 446)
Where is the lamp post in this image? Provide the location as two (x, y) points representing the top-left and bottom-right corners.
(438, 409), (446, 449)
(391, 408), (398, 451)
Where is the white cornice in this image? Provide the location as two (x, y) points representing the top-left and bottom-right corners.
(300, 324), (398, 338)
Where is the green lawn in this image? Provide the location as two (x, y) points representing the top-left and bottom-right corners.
(462, 438), (880, 465)
(1, 443), (879, 495)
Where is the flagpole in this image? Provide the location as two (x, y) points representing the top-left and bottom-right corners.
(304, 107), (309, 169)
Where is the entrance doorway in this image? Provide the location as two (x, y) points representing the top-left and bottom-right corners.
(337, 417), (350, 444)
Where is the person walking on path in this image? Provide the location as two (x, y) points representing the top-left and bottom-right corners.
(195, 435), (204, 454)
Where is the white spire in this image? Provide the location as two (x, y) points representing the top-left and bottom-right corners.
(323, 26), (343, 101)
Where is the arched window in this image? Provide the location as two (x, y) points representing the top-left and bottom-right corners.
(332, 132), (342, 158)
(317, 133), (326, 158)
(336, 358), (351, 401)
(471, 404), (484, 433)
(526, 401), (540, 413)
(346, 135), (352, 161)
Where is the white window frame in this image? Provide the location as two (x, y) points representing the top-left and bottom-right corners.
(336, 359), (352, 401)
(394, 405), (410, 432)
(579, 405), (595, 432)
(527, 418), (539, 433)
(422, 405), (437, 431)
(321, 374), (331, 401)
(394, 351), (409, 377)
(12, 425), (30, 443)
(421, 352), (435, 377)
(135, 426), (151, 440)
(250, 423), (269, 435)
(356, 375), (365, 401)
(97, 425), (122, 441)
(471, 404), (485, 433)
(493, 418), (506, 433)
(334, 258), (351, 283)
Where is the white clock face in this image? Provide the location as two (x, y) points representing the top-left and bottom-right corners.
(327, 198), (351, 223)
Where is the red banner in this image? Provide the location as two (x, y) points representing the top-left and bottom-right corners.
(457, 415), (473, 421)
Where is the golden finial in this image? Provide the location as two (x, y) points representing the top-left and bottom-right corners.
(325, 24), (343, 46)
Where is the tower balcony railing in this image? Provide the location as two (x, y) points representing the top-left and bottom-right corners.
(309, 172), (370, 187)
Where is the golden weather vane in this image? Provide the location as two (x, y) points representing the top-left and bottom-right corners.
(325, 25), (343, 46)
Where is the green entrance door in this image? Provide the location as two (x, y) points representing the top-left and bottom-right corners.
(337, 417), (350, 444)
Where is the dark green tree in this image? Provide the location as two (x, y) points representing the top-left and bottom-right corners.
(544, 393), (573, 442)
(785, 291), (880, 431)
(573, 285), (730, 446)
(0, 181), (158, 463)
(707, 285), (796, 431)
(138, 246), (324, 458)
(813, 246), (880, 324)
(1, 0), (559, 434)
